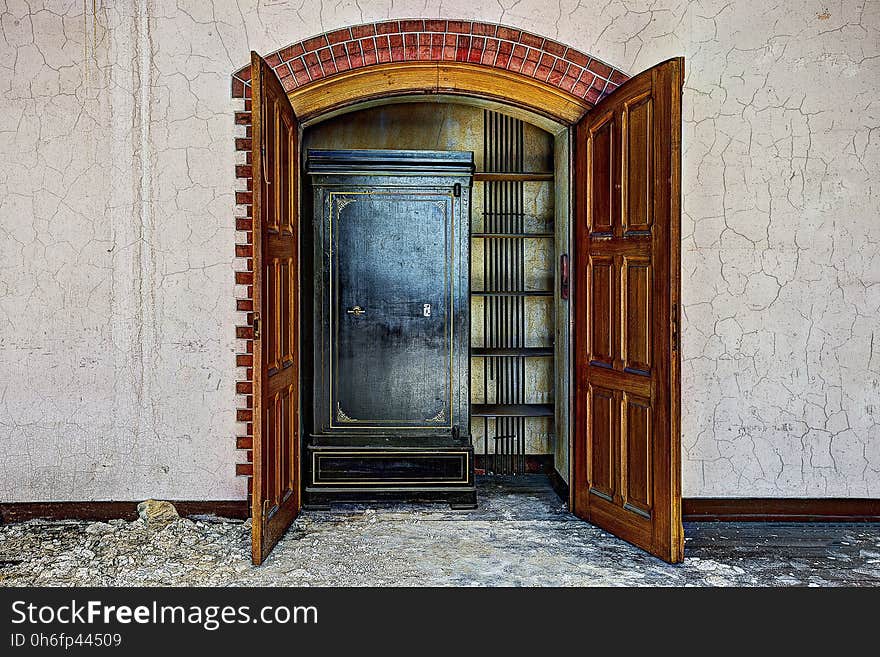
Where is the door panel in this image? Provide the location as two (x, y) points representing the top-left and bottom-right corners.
(587, 113), (616, 237)
(622, 256), (652, 375)
(622, 392), (652, 516)
(251, 51), (301, 565)
(622, 92), (653, 235)
(588, 255), (615, 369)
(332, 192), (452, 428)
(281, 258), (293, 363)
(267, 259), (280, 374)
(573, 58), (683, 563)
(588, 386), (616, 500)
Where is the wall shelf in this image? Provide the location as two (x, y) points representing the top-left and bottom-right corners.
(471, 347), (553, 357)
(471, 403), (554, 418)
(470, 109), (556, 475)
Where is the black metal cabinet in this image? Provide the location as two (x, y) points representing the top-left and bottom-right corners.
(305, 149), (475, 507)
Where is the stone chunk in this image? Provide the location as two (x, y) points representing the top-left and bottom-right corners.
(136, 500), (179, 530)
(84, 522), (113, 535)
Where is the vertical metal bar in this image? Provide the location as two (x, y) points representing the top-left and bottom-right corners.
(488, 112), (494, 471)
(492, 113), (500, 472)
(486, 112), (498, 384)
(506, 117), (513, 475)
(498, 120), (505, 366)
(518, 119), (525, 475)
(480, 111), (487, 471)
(488, 183), (494, 383)
(503, 114), (511, 475)
(498, 126), (503, 475)
(507, 116), (515, 474)
(482, 113), (490, 463)
(519, 116), (525, 474)
(517, 122), (528, 471)
(519, 120), (527, 468)
(496, 422), (501, 476)
(513, 118), (520, 474)
(511, 120), (517, 475)
(484, 416), (488, 467)
(520, 120), (526, 474)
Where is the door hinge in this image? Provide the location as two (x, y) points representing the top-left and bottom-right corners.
(671, 303), (679, 352)
(253, 312), (261, 340)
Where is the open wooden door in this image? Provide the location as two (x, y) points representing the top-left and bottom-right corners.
(250, 52), (301, 565)
(572, 58), (684, 563)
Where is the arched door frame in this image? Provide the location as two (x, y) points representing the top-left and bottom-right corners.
(295, 89), (578, 506)
(232, 20), (631, 515)
(286, 62), (589, 128)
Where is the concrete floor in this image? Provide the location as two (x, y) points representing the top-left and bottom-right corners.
(1, 475), (879, 586)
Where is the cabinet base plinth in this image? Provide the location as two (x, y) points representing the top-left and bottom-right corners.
(304, 445), (476, 507)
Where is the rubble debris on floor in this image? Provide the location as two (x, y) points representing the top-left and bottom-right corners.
(1, 476), (878, 587)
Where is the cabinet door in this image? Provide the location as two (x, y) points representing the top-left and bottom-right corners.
(327, 190), (455, 431)
(572, 58), (684, 563)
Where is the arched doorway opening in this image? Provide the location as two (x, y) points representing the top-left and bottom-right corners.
(232, 20), (683, 566)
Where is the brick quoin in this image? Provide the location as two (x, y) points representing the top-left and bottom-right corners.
(230, 20), (629, 495)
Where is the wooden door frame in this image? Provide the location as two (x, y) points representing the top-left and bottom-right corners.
(295, 84), (579, 500)
(267, 61), (587, 504)
(234, 58), (677, 533)
(231, 22), (633, 508)
(285, 62), (591, 126)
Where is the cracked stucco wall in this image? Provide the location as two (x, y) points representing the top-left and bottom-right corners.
(0, 0), (877, 501)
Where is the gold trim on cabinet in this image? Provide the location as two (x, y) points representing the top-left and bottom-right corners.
(336, 402), (354, 423)
(326, 190), (457, 430)
(425, 408), (447, 423)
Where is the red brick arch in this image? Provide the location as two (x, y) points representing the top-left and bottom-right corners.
(231, 20), (629, 499)
(231, 19), (629, 105)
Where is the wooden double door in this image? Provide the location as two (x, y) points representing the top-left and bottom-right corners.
(248, 51), (684, 565)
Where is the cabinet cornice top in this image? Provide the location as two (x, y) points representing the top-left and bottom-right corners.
(306, 149), (475, 176)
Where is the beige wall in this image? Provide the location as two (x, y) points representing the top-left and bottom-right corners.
(1, 0), (878, 501)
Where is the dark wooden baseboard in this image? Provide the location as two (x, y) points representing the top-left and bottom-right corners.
(682, 498), (880, 522)
(474, 453), (553, 474)
(0, 500), (249, 524)
(4, 497), (878, 524)
(547, 468), (570, 502)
